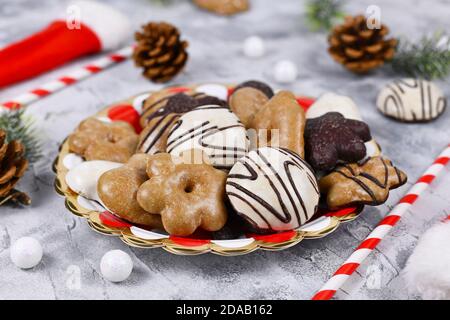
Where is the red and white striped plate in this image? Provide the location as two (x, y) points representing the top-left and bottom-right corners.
(54, 84), (376, 256)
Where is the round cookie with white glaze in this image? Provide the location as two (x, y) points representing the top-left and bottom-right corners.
(166, 105), (249, 169)
(376, 78), (447, 122)
(226, 147), (319, 233)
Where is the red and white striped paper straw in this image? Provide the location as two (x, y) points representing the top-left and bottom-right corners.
(0, 45), (133, 110)
(312, 144), (450, 300)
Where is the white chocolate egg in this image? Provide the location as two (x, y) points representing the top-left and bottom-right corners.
(376, 78), (447, 122)
(65, 160), (122, 202)
(62, 153), (84, 170)
(226, 147), (319, 232)
(166, 105), (249, 169)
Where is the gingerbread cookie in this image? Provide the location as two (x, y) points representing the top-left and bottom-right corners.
(250, 90), (306, 158)
(234, 80), (274, 99)
(97, 154), (162, 228)
(319, 156), (407, 209)
(137, 152), (228, 236)
(68, 118), (138, 163)
(226, 147), (319, 233)
(193, 0), (249, 16)
(376, 78), (447, 122)
(305, 112), (371, 171)
(167, 105), (248, 169)
(229, 80), (274, 127)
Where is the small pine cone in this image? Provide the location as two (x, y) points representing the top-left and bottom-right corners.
(133, 22), (188, 83)
(0, 129), (30, 206)
(328, 15), (398, 74)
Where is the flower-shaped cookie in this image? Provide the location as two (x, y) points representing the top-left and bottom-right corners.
(305, 112), (371, 171)
(68, 118), (138, 163)
(137, 152), (228, 236)
(319, 156), (407, 209)
(97, 154), (163, 228)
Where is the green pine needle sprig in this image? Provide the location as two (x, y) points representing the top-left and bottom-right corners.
(0, 109), (42, 164)
(306, 0), (345, 32)
(391, 32), (450, 80)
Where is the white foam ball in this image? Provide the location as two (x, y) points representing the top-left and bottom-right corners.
(273, 60), (298, 83)
(10, 237), (43, 269)
(243, 36), (265, 58)
(100, 250), (133, 282)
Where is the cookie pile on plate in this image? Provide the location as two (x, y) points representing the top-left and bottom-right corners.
(65, 81), (407, 236)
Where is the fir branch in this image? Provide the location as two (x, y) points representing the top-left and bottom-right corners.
(391, 32), (450, 80)
(0, 109), (42, 164)
(305, 0), (345, 32)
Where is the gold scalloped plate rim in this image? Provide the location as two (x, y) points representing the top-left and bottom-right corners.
(53, 86), (371, 256)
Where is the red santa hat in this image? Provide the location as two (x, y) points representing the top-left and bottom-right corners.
(0, 1), (131, 88)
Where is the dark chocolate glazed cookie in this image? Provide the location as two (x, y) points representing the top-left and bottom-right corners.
(305, 112), (371, 171)
(233, 80), (274, 98)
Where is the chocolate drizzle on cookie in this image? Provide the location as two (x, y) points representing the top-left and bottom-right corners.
(377, 79), (447, 123)
(138, 91), (229, 155)
(319, 156), (407, 209)
(138, 113), (180, 154)
(226, 147), (319, 232)
(167, 105), (248, 169)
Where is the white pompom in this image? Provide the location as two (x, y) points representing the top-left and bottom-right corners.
(100, 250), (133, 282)
(10, 237), (43, 269)
(243, 36), (265, 58)
(273, 60), (298, 83)
(403, 220), (450, 299)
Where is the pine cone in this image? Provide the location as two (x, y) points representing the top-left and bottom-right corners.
(328, 15), (398, 74)
(133, 22), (188, 83)
(0, 129), (30, 206)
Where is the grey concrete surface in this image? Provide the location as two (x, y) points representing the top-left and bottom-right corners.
(0, 0), (449, 300)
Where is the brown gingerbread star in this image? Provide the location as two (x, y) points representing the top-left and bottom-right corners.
(319, 156), (407, 209)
